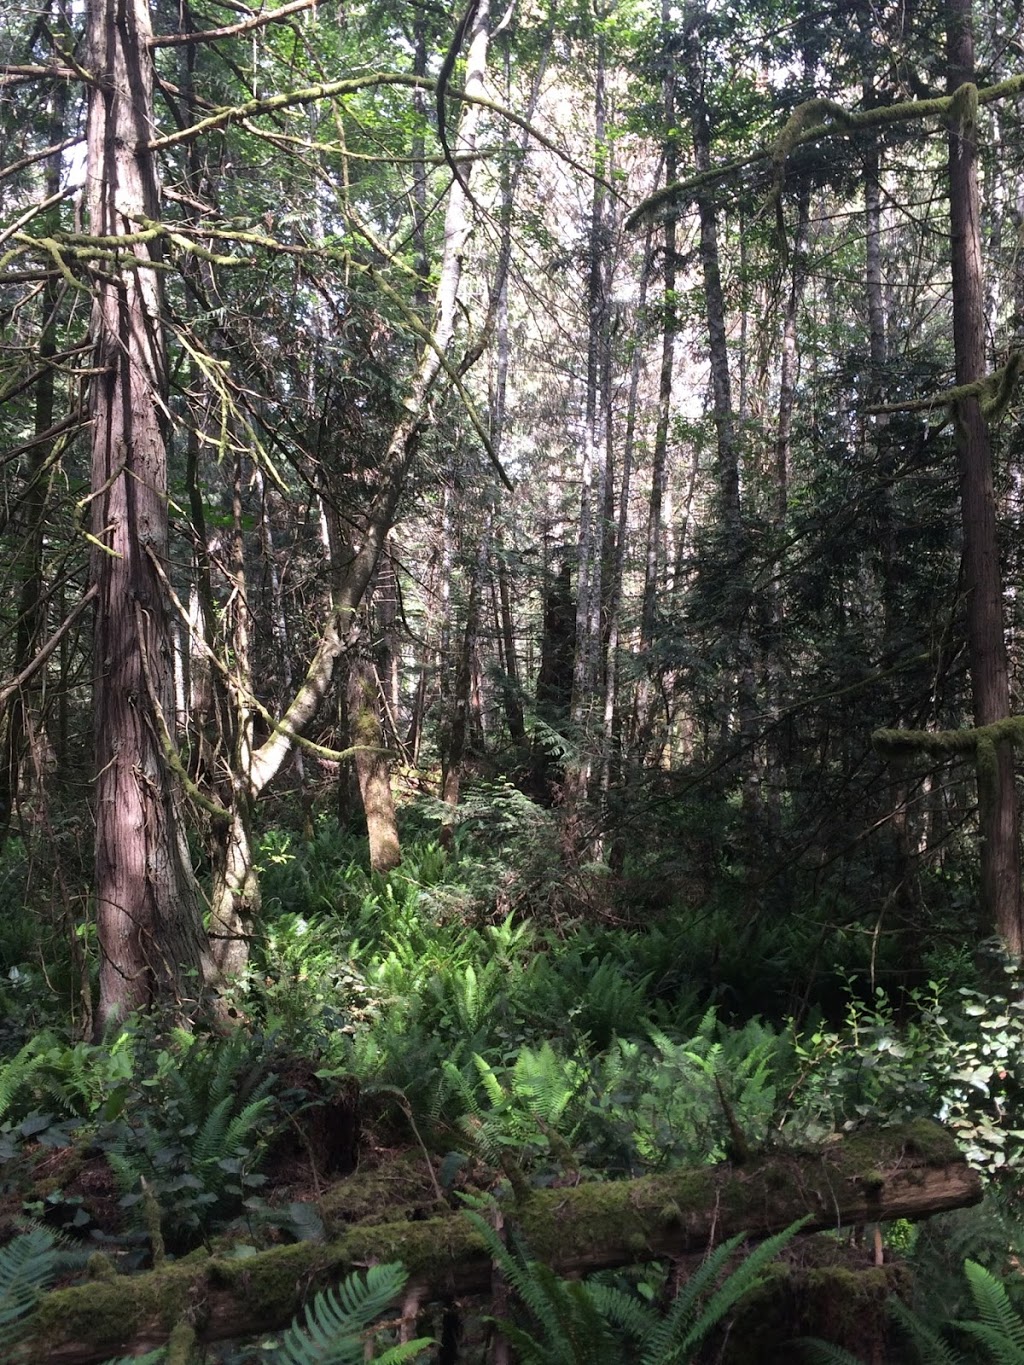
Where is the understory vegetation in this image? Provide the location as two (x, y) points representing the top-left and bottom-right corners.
(2, 792), (1024, 1361)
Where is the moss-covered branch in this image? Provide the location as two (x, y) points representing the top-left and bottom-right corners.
(627, 75), (1024, 229)
(16, 1121), (979, 1364)
(865, 351), (1024, 421)
(873, 714), (1024, 762)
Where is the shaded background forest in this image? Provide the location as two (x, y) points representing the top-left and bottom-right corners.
(2, 0), (1019, 1018)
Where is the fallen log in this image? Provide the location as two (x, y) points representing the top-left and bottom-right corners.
(17, 1119), (981, 1363)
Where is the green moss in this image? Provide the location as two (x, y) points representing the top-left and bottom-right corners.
(832, 1119), (962, 1172)
(25, 1265), (196, 1361)
(319, 1153), (441, 1229)
(86, 1251), (117, 1281)
(949, 80), (979, 132)
(166, 1321), (198, 1365)
(207, 1240), (329, 1324)
(722, 1262), (909, 1363)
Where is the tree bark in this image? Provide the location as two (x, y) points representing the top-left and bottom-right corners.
(946, 0), (1023, 952)
(641, 5), (678, 651)
(346, 655), (401, 873)
(568, 12), (611, 807)
(18, 1121), (979, 1363)
(87, 0), (207, 1030)
(207, 448), (259, 983)
(682, 21), (759, 818)
(441, 545), (484, 809)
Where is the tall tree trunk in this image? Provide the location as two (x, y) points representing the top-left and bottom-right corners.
(346, 655), (401, 873)
(683, 31), (740, 542)
(642, 5), (678, 651)
(946, 0), (1023, 952)
(441, 539), (485, 809)
(87, 0), (207, 1030)
(532, 554), (575, 799)
(568, 15), (610, 819)
(772, 187), (810, 525)
(495, 534), (526, 745)
(683, 20), (757, 815)
(207, 450), (259, 982)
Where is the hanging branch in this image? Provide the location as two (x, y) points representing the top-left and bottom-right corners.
(865, 351), (1024, 420)
(0, 585), (97, 712)
(435, 0), (482, 205)
(874, 716), (1024, 801)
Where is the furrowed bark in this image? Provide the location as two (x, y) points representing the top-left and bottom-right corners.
(946, 0), (1022, 952)
(87, 0), (207, 1030)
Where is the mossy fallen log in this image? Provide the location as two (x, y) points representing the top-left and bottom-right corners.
(16, 1120), (981, 1364)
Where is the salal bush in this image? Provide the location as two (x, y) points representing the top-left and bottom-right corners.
(787, 960), (1024, 1177)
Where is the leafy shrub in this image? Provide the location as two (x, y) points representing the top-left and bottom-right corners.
(782, 963), (1024, 1177)
(98, 1025), (280, 1248)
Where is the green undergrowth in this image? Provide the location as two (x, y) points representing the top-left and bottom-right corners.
(2, 803), (1024, 1349)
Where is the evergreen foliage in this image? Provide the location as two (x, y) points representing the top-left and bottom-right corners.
(0, 1225), (59, 1341)
(466, 1208), (808, 1363)
(805, 1258), (1024, 1364)
(274, 1262), (432, 1364)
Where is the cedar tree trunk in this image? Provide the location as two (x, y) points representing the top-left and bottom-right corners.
(87, 0), (207, 1030)
(947, 0), (1024, 952)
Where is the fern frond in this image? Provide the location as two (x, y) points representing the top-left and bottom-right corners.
(0, 1043), (45, 1121)
(890, 1296), (965, 1365)
(799, 1340), (868, 1363)
(274, 1262), (430, 1365)
(644, 1219), (808, 1363)
(191, 1094), (235, 1169)
(512, 1043), (581, 1128)
(0, 1226), (59, 1337)
(956, 1321), (1024, 1363)
(99, 1352), (166, 1364)
(219, 1094), (276, 1161)
(640, 1231), (745, 1361)
(464, 1212), (552, 1323)
(366, 1343), (433, 1364)
(472, 1054), (507, 1109)
(646, 1024), (678, 1057)
(526, 1262), (615, 1362)
(962, 1259), (1024, 1354)
(585, 1280), (660, 1341)
(207, 1034), (249, 1111)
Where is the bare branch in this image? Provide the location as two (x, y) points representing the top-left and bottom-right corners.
(0, 585), (97, 713)
(0, 136), (79, 187)
(150, 0), (320, 48)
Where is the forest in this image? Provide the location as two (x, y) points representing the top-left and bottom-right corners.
(2, 0), (1024, 1356)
